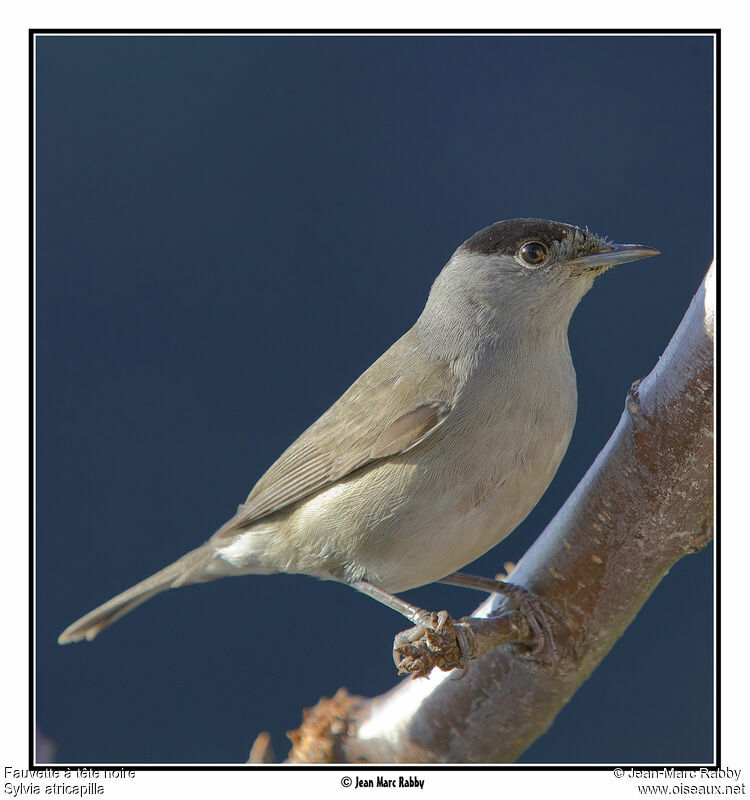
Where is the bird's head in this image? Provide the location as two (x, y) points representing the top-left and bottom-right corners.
(426, 218), (659, 334)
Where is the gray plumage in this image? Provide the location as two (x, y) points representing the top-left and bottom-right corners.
(58, 218), (658, 644)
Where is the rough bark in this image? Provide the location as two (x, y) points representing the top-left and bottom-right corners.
(273, 263), (714, 764)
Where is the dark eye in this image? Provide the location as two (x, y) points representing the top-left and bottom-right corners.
(519, 241), (549, 265)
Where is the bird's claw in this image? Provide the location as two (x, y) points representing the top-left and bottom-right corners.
(491, 583), (568, 668)
(393, 611), (475, 679)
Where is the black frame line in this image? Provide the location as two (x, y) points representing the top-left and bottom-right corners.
(29, 26), (720, 773)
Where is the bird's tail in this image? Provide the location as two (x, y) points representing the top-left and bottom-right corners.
(58, 544), (217, 644)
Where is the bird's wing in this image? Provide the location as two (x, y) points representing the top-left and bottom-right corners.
(221, 331), (458, 533)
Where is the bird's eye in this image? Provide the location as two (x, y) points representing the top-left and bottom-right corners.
(518, 241), (549, 266)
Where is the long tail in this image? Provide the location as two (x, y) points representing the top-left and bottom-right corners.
(58, 544), (217, 644)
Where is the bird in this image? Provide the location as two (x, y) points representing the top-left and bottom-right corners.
(58, 218), (659, 648)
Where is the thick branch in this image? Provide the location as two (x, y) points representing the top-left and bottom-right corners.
(280, 264), (714, 764)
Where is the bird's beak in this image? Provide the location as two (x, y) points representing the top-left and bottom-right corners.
(567, 243), (660, 275)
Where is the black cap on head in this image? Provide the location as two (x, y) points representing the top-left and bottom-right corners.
(462, 218), (586, 257)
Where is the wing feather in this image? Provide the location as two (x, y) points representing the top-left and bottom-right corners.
(222, 331), (458, 533)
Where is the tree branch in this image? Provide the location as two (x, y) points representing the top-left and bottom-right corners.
(271, 263), (714, 764)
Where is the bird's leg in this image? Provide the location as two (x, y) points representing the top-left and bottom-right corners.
(438, 571), (518, 595)
(438, 571), (568, 663)
(351, 579), (440, 627)
(351, 580), (475, 677)
(351, 576), (568, 677)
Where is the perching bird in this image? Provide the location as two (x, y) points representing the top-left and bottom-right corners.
(58, 218), (658, 646)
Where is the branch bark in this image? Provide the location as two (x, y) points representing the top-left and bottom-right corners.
(274, 263), (715, 764)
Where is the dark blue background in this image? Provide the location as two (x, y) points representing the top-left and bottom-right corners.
(36, 34), (714, 765)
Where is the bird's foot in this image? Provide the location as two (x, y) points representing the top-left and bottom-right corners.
(438, 572), (570, 669)
(392, 607), (541, 679)
(488, 582), (569, 669)
(393, 610), (475, 679)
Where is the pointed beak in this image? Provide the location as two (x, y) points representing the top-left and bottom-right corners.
(567, 243), (660, 274)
